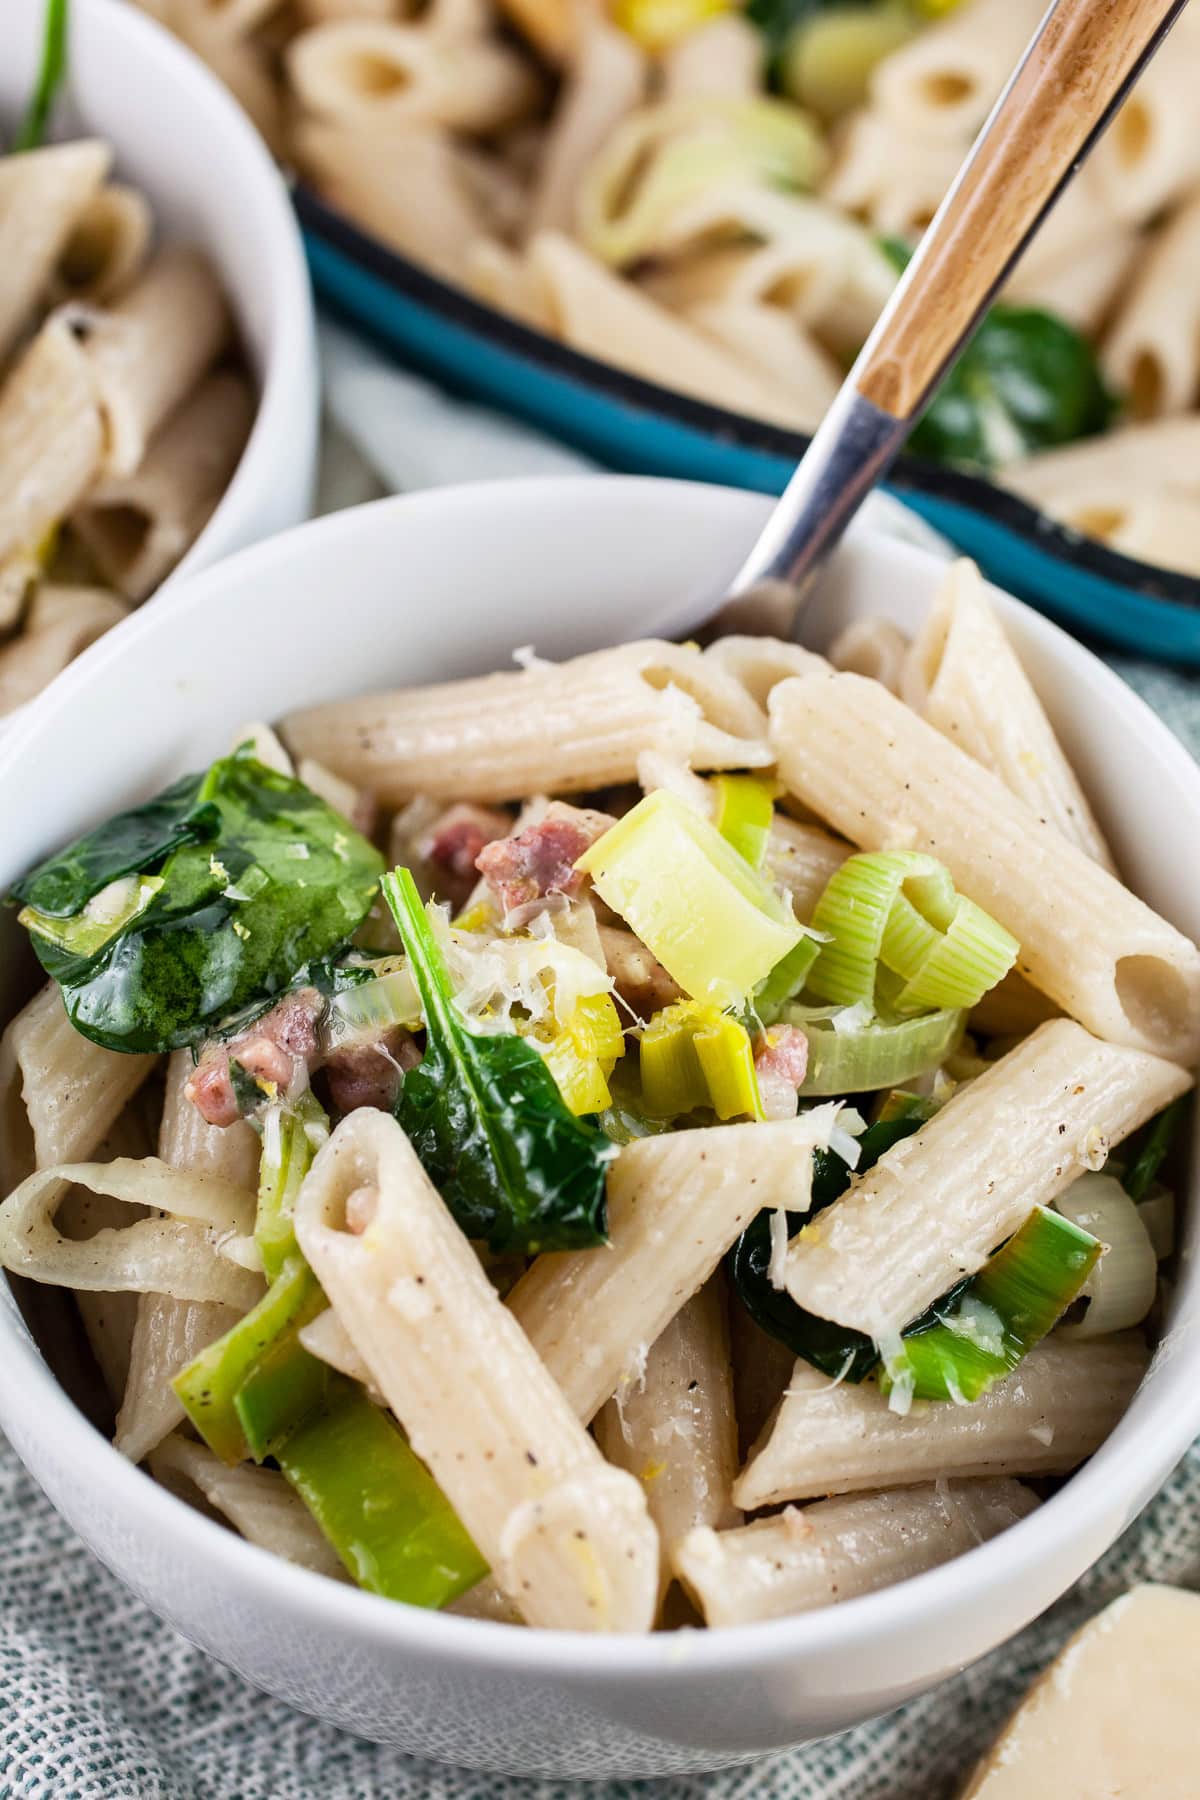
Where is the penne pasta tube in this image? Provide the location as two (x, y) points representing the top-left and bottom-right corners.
(57, 1185), (142, 1406)
(465, 237), (555, 331)
(287, 21), (540, 136)
(781, 1018), (1191, 1338)
(1003, 226), (1140, 336)
(735, 1336), (1150, 1508)
(0, 584), (129, 718)
(765, 817), (849, 921)
(45, 183), (153, 307)
(821, 106), (962, 238)
(828, 616), (910, 693)
(661, 15), (764, 101)
(295, 1110), (660, 1632)
(594, 1281), (741, 1600)
(495, 0), (572, 63)
(1100, 193), (1200, 419)
(769, 672), (1200, 1063)
(297, 1305), (378, 1392)
(701, 634), (829, 710)
(0, 983), (156, 1193)
(1089, 14), (1200, 224)
(869, 0), (1048, 142)
(676, 1479), (1039, 1626)
(507, 1106), (853, 1424)
(71, 371), (255, 602)
(525, 232), (820, 431)
(117, 1292), (241, 1463)
(525, 16), (646, 240)
(282, 638), (772, 805)
(901, 560), (1116, 871)
(150, 1434), (347, 1578)
(0, 316), (106, 583)
(79, 249), (233, 479)
(0, 1158), (262, 1307)
(0, 139), (111, 360)
(114, 1048), (259, 1463)
(295, 119), (485, 286)
(684, 299), (841, 432)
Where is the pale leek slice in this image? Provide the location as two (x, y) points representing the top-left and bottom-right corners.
(577, 789), (805, 1009)
(536, 991), (625, 1116)
(882, 1206), (1102, 1404)
(1055, 1172), (1158, 1339)
(640, 999), (763, 1121)
(808, 850), (1017, 1015)
(787, 1002), (965, 1096)
(711, 774), (778, 870)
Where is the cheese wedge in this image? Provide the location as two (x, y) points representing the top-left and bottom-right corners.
(962, 1584), (1200, 1798)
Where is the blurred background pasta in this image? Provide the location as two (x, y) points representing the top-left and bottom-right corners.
(0, 132), (253, 715)
(130, 0), (1200, 577)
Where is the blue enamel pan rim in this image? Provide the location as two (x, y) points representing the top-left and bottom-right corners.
(295, 184), (1200, 618)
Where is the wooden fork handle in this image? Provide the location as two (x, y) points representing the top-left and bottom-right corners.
(856, 0), (1189, 420)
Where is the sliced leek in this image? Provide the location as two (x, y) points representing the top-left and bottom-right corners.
(808, 851), (1017, 1015)
(711, 774), (778, 870)
(577, 789), (806, 1009)
(781, 2), (919, 122)
(536, 990), (625, 1115)
(641, 999), (764, 1121)
(1055, 1172), (1158, 1339)
(255, 1094), (329, 1282)
(882, 1207), (1102, 1404)
(785, 1002), (965, 1096)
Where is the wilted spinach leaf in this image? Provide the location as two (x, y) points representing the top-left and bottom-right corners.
(383, 867), (612, 1254)
(13, 746), (384, 1054)
(880, 237), (1119, 469)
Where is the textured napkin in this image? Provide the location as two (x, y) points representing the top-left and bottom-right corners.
(2, 323), (1199, 1800)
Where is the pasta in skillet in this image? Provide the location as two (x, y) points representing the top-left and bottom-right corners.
(136, 0), (1200, 574)
(0, 558), (1195, 1632)
(0, 108), (253, 713)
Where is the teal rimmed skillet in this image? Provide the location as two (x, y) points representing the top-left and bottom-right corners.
(297, 187), (1200, 666)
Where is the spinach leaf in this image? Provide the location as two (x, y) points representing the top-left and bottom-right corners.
(13, 0), (70, 153)
(382, 868), (611, 1255)
(880, 238), (1119, 469)
(1121, 1096), (1187, 1203)
(14, 746), (384, 1054)
(746, 0), (832, 59)
(728, 1109), (966, 1380)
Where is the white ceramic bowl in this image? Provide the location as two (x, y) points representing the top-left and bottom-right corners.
(2, 0), (318, 591)
(0, 479), (1196, 1779)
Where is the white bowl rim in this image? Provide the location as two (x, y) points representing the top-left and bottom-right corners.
(4, 0), (316, 592)
(2, 475), (1198, 1682)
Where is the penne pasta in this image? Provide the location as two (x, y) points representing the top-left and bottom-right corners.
(282, 638), (772, 805)
(764, 817), (849, 921)
(0, 983), (156, 1194)
(295, 1110), (660, 1632)
(150, 1434), (347, 1578)
(828, 616), (910, 693)
(676, 1479), (1039, 1626)
(507, 1107), (852, 1424)
(1100, 192), (1200, 420)
(0, 316), (106, 601)
(0, 139), (111, 360)
(1004, 225), (1140, 336)
(287, 20), (540, 136)
(525, 232), (820, 431)
(79, 248), (233, 479)
(0, 585), (129, 718)
(594, 1281), (741, 1601)
(525, 16), (646, 240)
(729, 1301), (797, 1462)
(683, 299), (841, 432)
(735, 1336), (1150, 1508)
(821, 106), (964, 237)
(701, 633), (830, 711)
(661, 15), (764, 101)
(781, 1018), (1191, 1338)
(768, 671), (1200, 1063)
(1089, 13), (1200, 224)
(71, 370), (256, 602)
(45, 183), (154, 307)
(117, 1292), (241, 1463)
(869, 0), (1048, 142)
(0, 1157), (262, 1307)
(900, 560), (1116, 871)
